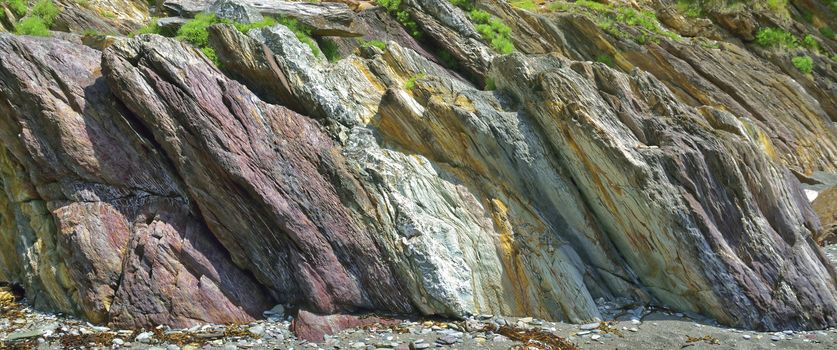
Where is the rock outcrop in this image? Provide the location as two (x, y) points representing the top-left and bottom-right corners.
(0, 33), (270, 328)
(0, 0), (835, 340)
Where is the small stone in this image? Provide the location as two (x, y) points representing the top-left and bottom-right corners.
(577, 331), (591, 336)
(492, 335), (509, 342)
(631, 319), (641, 325)
(248, 325), (265, 336)
(135, 331), (154, 343)
(771, 335), (782, 341)
(409, 342), (430, 350)
(113, 338), (125, 346)
(7, 329), (45, 341)
(629, 327), (639, 332)
(436, 335), (459, 345)
(579, 322), (600, 330)
(223, 344), (238, 350)
(591, 335), (601, 340)
(783, 330), (794, 335)
(91, 326), (109, 332)
(519, 317), (533, 323)
(742, 335), (751, 340)
(351, 342), (366, 349)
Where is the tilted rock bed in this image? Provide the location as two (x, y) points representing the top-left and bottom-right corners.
(0, 0), (836, 346)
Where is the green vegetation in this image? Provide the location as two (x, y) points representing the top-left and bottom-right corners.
(801, 34), (819, 52)
(753, 28), (828, 77)
(509, 0), (537, 11)
(594, 53), (615, 67)
(575, 0), (610, 12)
(377, 0), (422, 39)
(200, 47), (220, 67)
(360, 39), (387, 50)
(176, 12), (219, 47)
(675, 0), (702, 18)
(170, 13), (325, 66)
(447, 1), (514, 54)
(319, 39), (340, 62)
(469, 9), (514, 53)
(819, 27), (835, 40)
(135, 17), (162, 35)
(448, 0), (473, 10)
(700, 40), (721, 49)
(754, 27), (798, 48)
(1, 0), (27, 16)
(233, 16), (277, 33)
(276, 17), (322, 57)
(3, 0), (59, 36)
(32, 0), (58, 23)
(437, 49), (459, 68)
(791, 55), (813, 74)
(484, 77), (496, 90)
(539, 1), (681, 45)
(16, 16), (49, 36)
(672, 0), (788, 17)
(404, 73), (427, 90)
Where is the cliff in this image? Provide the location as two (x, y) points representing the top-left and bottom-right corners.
(0, 0), (835, 338)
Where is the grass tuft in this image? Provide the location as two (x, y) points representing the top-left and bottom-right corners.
(791, 55), (813, 74)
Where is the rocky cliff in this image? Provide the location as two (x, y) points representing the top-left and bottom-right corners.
(0, 0), (835, 339)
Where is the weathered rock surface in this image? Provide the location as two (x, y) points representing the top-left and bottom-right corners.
(481, 1), (837, 175)
(0, 0), (835, 340)
(54, 0), (149, 34)
(102, 35), (414, 315)
(205, 18), (836, 330)
(164, 0), (362, 36)
(814, 185), (837, 245)
(0, 33), (270, 328)
(402, 0), (495, 82)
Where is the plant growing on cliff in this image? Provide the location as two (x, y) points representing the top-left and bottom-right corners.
(595, 54), (615, 67)
(15, 16), (49, 36)
(820, 27), (835, 39)
(360, 39), (387, 50)
(376, 0), (423, 39)
(801, 34), (820, 52)
(319, 38), (340, 62)
(0, 0), (27, 17)
(275, 17), (322, 57)
(8, 0), (59, 36)
(469, 9), (515, 54)
(177, 13), (220, 48)
(404, 73), (427, 90)
(32, 0), (58, 24)
(510, 0), (537, 11)
(754, 27), (798, 48)
(792, 55), (813, 74)
(174, 14), (323, 66)
(446, 1), (514, 54)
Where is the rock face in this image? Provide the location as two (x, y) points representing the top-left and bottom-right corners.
(814, 185), (837, 245)
(102, 35), (414, 315)
(0, 33), (270, 328)
(0, 0), (836, 339)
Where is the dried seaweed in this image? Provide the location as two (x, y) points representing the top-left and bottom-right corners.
(0, 339), (37, 350)
(686, 335), (720, 345)
(59, 333), (115, 349)
(597, 321), (624, 337)
(497, 325), (580, 350)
